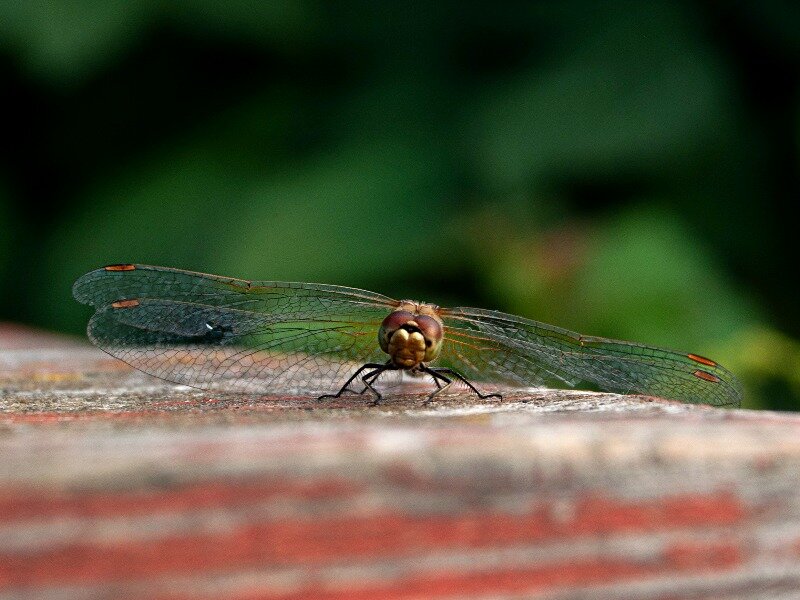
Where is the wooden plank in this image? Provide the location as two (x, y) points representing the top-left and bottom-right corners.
(2, 324), (799, 599)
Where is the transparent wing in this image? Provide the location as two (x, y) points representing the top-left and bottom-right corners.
(440, 307), (742, 407)
(73, 265), (397, 394)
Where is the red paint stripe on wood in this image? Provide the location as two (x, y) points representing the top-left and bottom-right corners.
(664, 540), (743, 571)
(2, 408), (231, 424)
(152, 542), (743, 600)
(0, 493), (746, 587)
(1, 400), (310, 423)
(572, 492), (745, 532)
(0, 478), (362, 522)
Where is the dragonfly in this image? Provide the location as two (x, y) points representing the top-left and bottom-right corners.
(72, 264), (743, 407)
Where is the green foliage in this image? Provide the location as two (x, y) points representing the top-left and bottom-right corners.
(0, 180), (11, 286)
(472, 2), (730, 189)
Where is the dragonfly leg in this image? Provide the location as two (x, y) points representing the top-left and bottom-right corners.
(317, 363), (388, 401)
(357, 367), (384, 395)
(363, 363), (401, 405)
(427, 367), (503, 401)
(364, 376), (385, 406)
(422, 368), (453, 405)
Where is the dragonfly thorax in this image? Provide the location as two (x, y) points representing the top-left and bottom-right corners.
(378, 303), (444, 368)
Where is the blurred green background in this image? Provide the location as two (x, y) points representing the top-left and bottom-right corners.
(1, 1), (798, 409)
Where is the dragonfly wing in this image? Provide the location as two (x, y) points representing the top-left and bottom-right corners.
(441, 307), (742, 407)
(73, 265), (396, 394)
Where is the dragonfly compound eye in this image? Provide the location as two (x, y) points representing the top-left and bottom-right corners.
(414, 314), (443, 361)
(378, 310), (415, 353)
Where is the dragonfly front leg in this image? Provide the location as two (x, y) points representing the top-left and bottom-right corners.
(318, 363), (389, 401)
(357, 367), (384, 395)
(358, 366), (394, 405)
(421, 367), (453, 405)
(425, 366), (503, 401)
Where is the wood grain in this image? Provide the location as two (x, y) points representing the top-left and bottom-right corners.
(2, 324), (799, 599)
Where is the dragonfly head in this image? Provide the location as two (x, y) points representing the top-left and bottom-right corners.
(379, 302), (444, 368)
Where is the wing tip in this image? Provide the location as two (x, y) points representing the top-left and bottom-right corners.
(72, 268), (103, 305)
(73, 264), (139, 305)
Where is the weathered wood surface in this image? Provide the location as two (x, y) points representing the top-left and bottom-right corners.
(2, 323), (800, 600)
